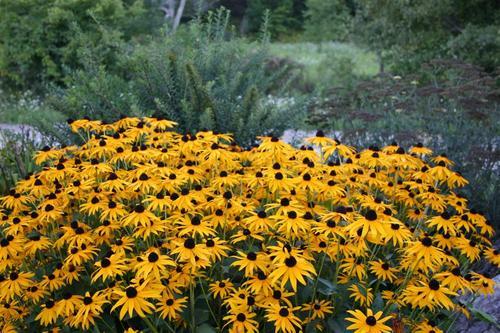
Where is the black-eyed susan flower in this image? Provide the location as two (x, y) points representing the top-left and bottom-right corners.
(157, 293), (187, 321)
(0, 271), (34, 301)
(35, 299), (59, 326)
(0, 117), (494, 332)
(302, 299), (333, 320)
(111, 282), (162, 319)
(232, 251), (269, 277)
(268, 252), (316, 291)
(346, 309), (392, 333)
(370, 260), (398, 283)
(92, 254), (129, 282)
(210, 279), (236, 299)
(265, 304), (302, 333)
(71, 291), (108, 330)
(223, 311), (259, 333)
(403, 279), (456, 310)
(134, 250), (176, 280)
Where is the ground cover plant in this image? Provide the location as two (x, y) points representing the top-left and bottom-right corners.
(0, 117), (497, 332)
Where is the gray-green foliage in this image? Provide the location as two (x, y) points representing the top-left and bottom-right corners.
(45, 8), (306, 147)
(308, 61), (500, 226)
(0, 129), (39, 194)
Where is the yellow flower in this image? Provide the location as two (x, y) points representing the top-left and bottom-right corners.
(232, 251), (269, 277)
(134, 250), (176, 280)
(302, 299), (333, 320)
(157, 293), (187, 321)
(91, 254), (129, 282)
(370, 260), (398, 283)
(402, 279), (456, 310)
(346, 309), (392, 333)
(0, 116), (494, 332)
(265, 304), (302, 333)
(210, 279), (236, 299)
(224, 310), (259, 333)
(35, 299), (59, 326)
(268, 252), (316, 291)
(71, 291), (108, 330)
(111, 282), (162, 319)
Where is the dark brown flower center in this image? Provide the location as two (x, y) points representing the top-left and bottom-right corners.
(279, 308), (289, 317)
(184, 238), (195, 249)
(365, 210), (377, 221)
(126, 287), (138, 298)
(429, 279), (440, 290)
(366, 315), (377, 326)
(148, 252), (159, 263)
(285, 256), (297, 267)
(99, 257), (110, 267)
(421, 237), (433, 247)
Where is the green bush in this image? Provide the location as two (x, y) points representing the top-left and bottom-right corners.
(44, 9), (306, 147)
(0, 0), (163, 94)
(447, 24), (500, 72)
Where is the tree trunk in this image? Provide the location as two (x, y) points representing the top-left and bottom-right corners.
(173, 0), (187, 31)
(377, 50), (384, 73)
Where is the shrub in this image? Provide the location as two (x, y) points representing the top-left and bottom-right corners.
(0, 116), (497, 332)
(0, 0), (163, 93)
(447, 24), (500, 72)
(0, 129), (39, 194)
(45, 9), (306, 147)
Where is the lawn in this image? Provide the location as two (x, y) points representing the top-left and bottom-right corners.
(269, 42), (379, 88)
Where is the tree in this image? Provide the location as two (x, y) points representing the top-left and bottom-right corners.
(159, 0), (223, 31)
(353, 0), (500, 73)
(243, 0), (304, 38)
(303, 0), (354, 42)
(0, 0), (164, 94)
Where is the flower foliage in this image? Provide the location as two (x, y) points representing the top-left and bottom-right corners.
(0, 117), (497, 332)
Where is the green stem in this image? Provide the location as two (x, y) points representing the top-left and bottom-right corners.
(190, 279), (197, 333)
(445, 312), (460, 333)
(306, 252), (327, 328)
(143, 316), (159, 333)
(198, 276), (219, 329)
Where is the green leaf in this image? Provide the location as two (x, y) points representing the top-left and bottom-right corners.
(197, 323), (217, 333)
(327, 317), (347, 332)
(471, 308), (500, 329)
(317, 277), (337, 296)
(373, 292), (384, 311)
(194, 308), (210, 325)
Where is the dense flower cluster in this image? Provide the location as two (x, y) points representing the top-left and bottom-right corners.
(0, 117), (497, 332)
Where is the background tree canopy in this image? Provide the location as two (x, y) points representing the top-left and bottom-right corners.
(0, 0), (164, 93)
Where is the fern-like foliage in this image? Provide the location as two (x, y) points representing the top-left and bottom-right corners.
(44, 8), (306, 147)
